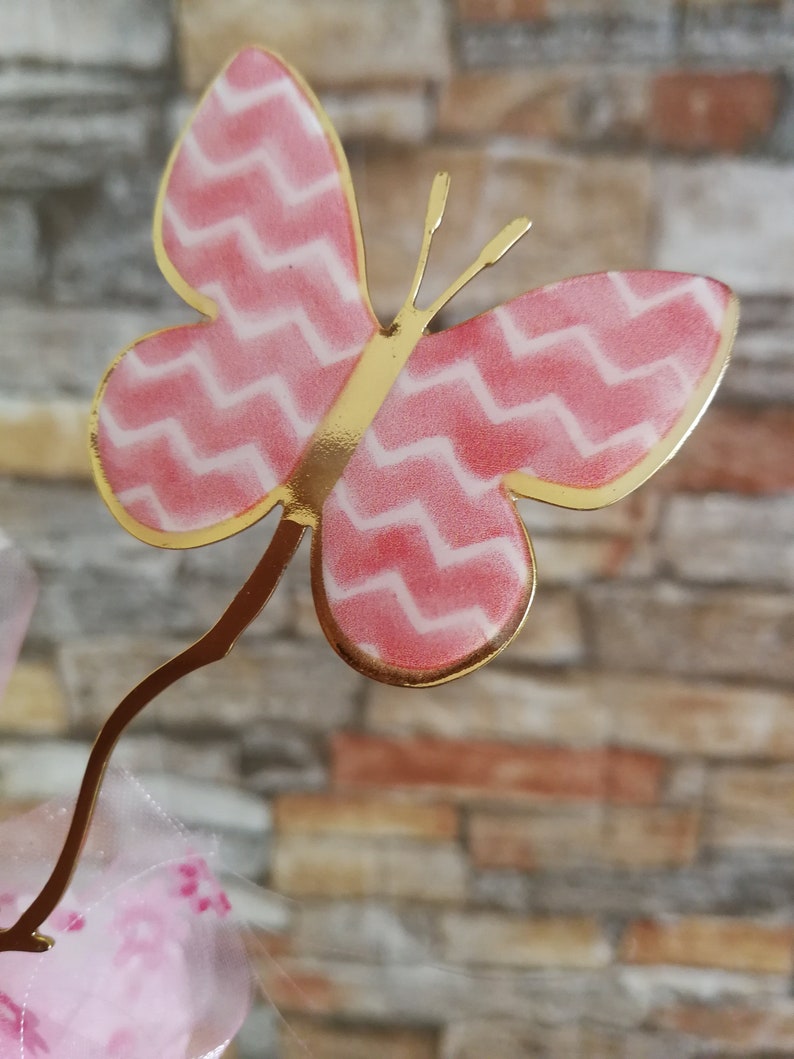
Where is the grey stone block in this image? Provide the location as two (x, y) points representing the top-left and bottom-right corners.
(0, 199), (38, 293)
(242, 722), (327, 796)
(0, 299), (184, 397)
(0, 0), (172, 70)
(470, 854), (794, 917)
(59, 637), (361, 731)
(0, 105), (159, 191)
(46, 168), (184, 305)
(460, 7), (675, 67)
(142, 773), (271, 878)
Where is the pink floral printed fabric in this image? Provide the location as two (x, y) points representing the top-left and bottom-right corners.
(0, 773), (250, 1058)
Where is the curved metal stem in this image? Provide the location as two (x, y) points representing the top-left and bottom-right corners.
(0, 515), (305, 955)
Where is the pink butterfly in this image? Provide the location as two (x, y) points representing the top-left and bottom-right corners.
(90, 46), (737, 688)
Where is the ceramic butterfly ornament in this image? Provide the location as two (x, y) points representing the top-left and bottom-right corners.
(91, 45), (736, 687)
(1, 45), (736, 955)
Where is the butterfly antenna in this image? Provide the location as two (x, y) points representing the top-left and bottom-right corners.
(407, 171), (451, 308)
(424, 216), (532, 322)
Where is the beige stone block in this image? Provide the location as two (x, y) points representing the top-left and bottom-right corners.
(606, 673), (794, 759)
(516, 489), (659, 536)
(441, 911), (611, 969)
(0, 399), (90, 479)
(508, 587), (584, 665)
(604, 806), (700, 868)
(0, 661), (67, 735)
(281, 1020), (437, 1059)
(706, 766), (794, 852)
(469, 806), (699, 871)
(366, 668), (608, 745)
(532, 533), (650, 584)
(352, 145), (651, 324)
(272, 835), (467, 901)
(621, 916), (794, 975)
(274, 792), (458, 840)
(179, 0), (451, 92)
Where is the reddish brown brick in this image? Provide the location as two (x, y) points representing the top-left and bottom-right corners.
(651, 1002), (794, 1050)
(259, 964), (339, 1015)
(331, 733), (665, 804)
(650, 71), (778, 153)
(621, 917), (794, 974)
(457, 0), (546, 20)
(438, 69), (648, 143)
(658, 406), (794, 494)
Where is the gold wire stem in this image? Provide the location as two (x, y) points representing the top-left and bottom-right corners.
(0, 514), (305, 955)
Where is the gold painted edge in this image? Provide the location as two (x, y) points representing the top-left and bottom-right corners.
(504, 289), (738, 511)
(310, 488), (537, 687)
(89, 44), (378, 550)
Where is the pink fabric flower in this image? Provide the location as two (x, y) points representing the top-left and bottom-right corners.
(0, 538), (250, 1057)
(0, 774), (250, 1058)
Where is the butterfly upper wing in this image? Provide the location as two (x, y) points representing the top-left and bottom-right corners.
(481, 270), (736, 505)
(314, 270), (735, 685)
(91, 47), (379, 548)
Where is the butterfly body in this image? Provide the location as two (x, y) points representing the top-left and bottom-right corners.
(90, 46), (737, 687)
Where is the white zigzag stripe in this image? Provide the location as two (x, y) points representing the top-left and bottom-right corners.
(213, 74), (324, 138)
(181, 130), (338, 208)
(324, 566), (497, 640)
(608, 272), (723, 329)
(493, 311), (692, 393)
(100, 407), (278, 495)
(164, 201), (361, 307)
(116, 483), (189, 530)
(397, 361), (660, 457)
(363, 432), (500, 499)
(203, 282), (363, 368)
(334, 479), (525, 577)
(125, 346), (317, 439)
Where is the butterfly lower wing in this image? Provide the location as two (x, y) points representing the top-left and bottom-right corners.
(313, 432), (536, 686)
(91, 47), (378, 547)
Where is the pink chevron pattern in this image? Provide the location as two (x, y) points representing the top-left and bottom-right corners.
(319, 271), (732, 680)
(94, 48), (376, 537)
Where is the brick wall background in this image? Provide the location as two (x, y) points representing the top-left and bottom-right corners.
(1, 2), (794, 1057)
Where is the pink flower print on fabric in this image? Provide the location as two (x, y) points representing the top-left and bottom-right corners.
(0, 992), (49, 1056)
(0, 773), (250, 1058)
(112, 882), (189, 973)
(49, 907), (85, 934)
(171, 857), (232, 918)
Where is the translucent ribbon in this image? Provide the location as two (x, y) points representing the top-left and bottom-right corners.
(0, 771), (251, 1057)
(0, 533), (37, 704)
